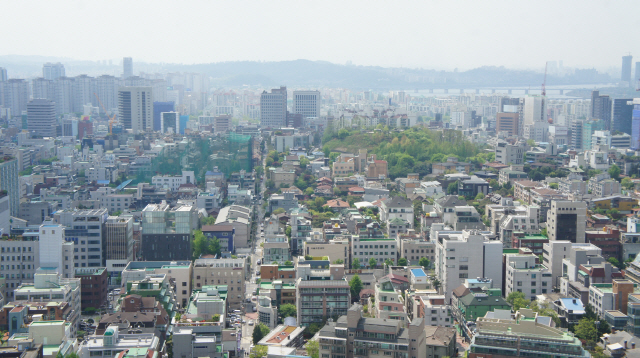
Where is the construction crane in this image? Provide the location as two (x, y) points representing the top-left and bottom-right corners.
(542, 62), (548, 97)
(93, 93), (116, 135)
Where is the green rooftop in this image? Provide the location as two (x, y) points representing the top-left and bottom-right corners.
(520, 235), (548, 240)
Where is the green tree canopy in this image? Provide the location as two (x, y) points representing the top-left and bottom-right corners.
(250, 345), (268, 358)
(369, 258), (377, 268)
(574, 318), (599, 343)
(419, 257), (430, 270)
(352, 258), (361, 269)
(305, 340), (319, 358)
(279, 304), (297, 318)
(252, 323), (271, 344)
(608, 164), (621, 180)
(349, 274), (363, 300)
(398, 257), (408, 266)
(506, 291), (528, 311)
(192, 230), (221, 260)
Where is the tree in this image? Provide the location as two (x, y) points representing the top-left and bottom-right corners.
(369, 258), (377, 268)
(475, 192), (485, 200)
(608, 257), (623, 269)
(506, 291), (528, 311)
(352, 258), (361, 269)
(272, 208), (286, 215)
(192, 230), (221, 260)
(431, 277), (441, 291)
(279, 304), (297, 318)
(252, 323), (270, 344)
(333, 259), (344, 264)
(398, 257), (408, 266)
(285, 226), (292, 238)
(549, 182), (558, 189)
(622, 177), (634, 189)
(307, 323), (322, 337)
(349, 274), (363, 300)
(250, 345), (268, 358)
(526, 139), (536, 146)
(65, 353), (79, 358)
(200, 216), (216, 226)
(304, 187), (314, 196)
(284, 260), (293, 266)
(489, 179), (499, 189)
(419, 257), (430, 270)
(574, 318), (598, 343)
(305, 340), (319, 358)
(447, 182), (458, 195)
(608, 164), (620, 180)
(541, 227), (548, 237)
(384, 259), (394, 268)
(211, 314), (221, 322)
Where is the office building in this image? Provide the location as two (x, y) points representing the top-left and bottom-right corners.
(546, 200), (587, 243)
(153, 101), (174, 131)
(495, 112), (519, 136)
(160, 111), (178, 133)
(317, 304), (428, 358)
(118, 86), (152, 133)
(504, 252), (553, 300)
(622, 55), (633, 85)
(43, 62), (65, 80)
(292, 90), (321, 119)
(121, 261), (193, 308)
(27, 99), (57, 137)
(612, 98), (633, 134)
(54, 208), (108, 268)
(631, 99), (640, 150)
(140, 203), (196, 261)
(2, 79), (29, 117)
(74, 267), (108, 310)
(296, 278), (351, 327)
(214, 114), (230, 133)
(192, 258), (246, 309)
(260, 86), (287, 128)
(494, 140), (526, 165)
(591, 90), (612, 130)
(105, 215), (134, 274)
(123, 57), (133, 78)
(0, 157), (19, 216)
(38, 224), (75, 278)
(0, 230), (40, 300)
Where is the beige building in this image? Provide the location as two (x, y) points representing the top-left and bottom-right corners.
(270, 169), (295, 187)
(496, 112), (519, 136)
(400, 238), (434, 266)
(303, 239), (350, 264)
(192, 258), (246, 309)
(121, 261), (193, 308)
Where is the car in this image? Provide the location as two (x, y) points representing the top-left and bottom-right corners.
(246, 298), (252, 303)
(248, 320), (254, 325)
(252, 306), (257, 312)
(256, 270), (260, 276)
(251, 296), (257, 301)
(242, 319), (246, 324)
(233, 309), (242, 314)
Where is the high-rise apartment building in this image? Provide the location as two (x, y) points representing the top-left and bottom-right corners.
(522, 95), (548, 142)
(622, 55), (633, 85)
(292, 90), (321, 119)
(590, 90), (612, 130)
(54, 76), (74, 115)
(1, 79), (29, 117)
(74, 74), (95, 112)
(612, 98), (633, 134)
(27, 99), (57, 137)
(546, 200), (587, 243)
(32, 77), (55, 101)
(0, 156), (20, 216)
(636, 62), (640, 85)
(118, 86), (153, 133)
(95, 75), (121, 113)
(43, 62), (65, 80)
(123, 57), (133, 78)
(0, 67), (7, 82)
(260, 86), (287, 128)
(105, 215), (134, 274)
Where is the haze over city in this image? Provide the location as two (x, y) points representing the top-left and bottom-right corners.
(3, 0), (640, 70)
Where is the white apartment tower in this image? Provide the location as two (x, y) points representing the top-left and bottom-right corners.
(292, 90), (321, 119)
(118, 86), (153, 133)
(123, 57), (133, 78)
(43, 62), (65, 80)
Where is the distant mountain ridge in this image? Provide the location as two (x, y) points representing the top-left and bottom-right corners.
(0, 56), (614, 89)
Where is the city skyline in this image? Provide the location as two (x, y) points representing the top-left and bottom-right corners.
(2, 0), (639, 71)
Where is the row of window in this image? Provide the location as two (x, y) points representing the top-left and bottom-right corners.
(1, 247), (33, 253)
(1, 256), (34, 261)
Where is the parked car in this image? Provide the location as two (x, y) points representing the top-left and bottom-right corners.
(253, 306), (257, 312)
(248, 320), (254, 325)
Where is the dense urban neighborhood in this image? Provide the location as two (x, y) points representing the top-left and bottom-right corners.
(1, 52), (640, 358)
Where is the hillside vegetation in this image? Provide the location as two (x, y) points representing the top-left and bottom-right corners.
(322, 127), (493, 179)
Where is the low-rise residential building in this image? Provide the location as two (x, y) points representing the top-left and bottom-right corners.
(121, 261), (193, 308)
(373, 276), (408, 324)
(192, 258), (246, 309)
(589, 280), (638, 318)
(504, 251), (553, 300)
(498, 166), (528, 185)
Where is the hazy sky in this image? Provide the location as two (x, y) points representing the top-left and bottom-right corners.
(3, 0), (639, 70)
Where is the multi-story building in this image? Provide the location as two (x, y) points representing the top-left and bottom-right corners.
(14, 269), (81, 337)
(399, 238), (434, 266)
(263, 236), (291, 265)
(74, 267), (108, 310)
(260, 86), (287, 128)
(317, 304), (427, 358)
(504, 251), (553, 300)
(192, 258), (246, 309)
(121, 261), (193, 308)
(434, 228), (503, 300)
(105, 215), (134, 275)
(589, 280), (638, 318)
(413, 293), (453, 327)
(1, 79), (29, 117)
(43, 62), (65, 80)
(495, 140), (526, 165)
(495, 112), (519, 136)
(351, 236), (398, 268)
(38, 224), (75, 278)
(27, 99), (57, 137)
(373, 276), (408, 324)
(0, 157), (19, 216)
(0, 230), (40, 301)
(468, 315), (589, 358)
(214, 114), (230, 133)
(546, 200), (587, 243)
(612, 98), (633, 134)
(380, 196), (413, 228)
(588, 173), (621, 197)
(123, 57), (133, 78)
(140, 203), (196, 261)
(228, 169), (256, 190)
(54, 209), (108, 268)
(151, 170), (196, 191)
(292, 90), (321, 120)
(296, 279), (351, 327)
(118, 86), (152, 133)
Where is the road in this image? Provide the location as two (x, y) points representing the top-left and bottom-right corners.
(239, 143), (267, 355)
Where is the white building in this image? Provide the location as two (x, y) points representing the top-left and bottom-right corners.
(351, 236), (399, 267)
(38, 224), (75, 278)
(152, 170), (196, 191)
(434, 228), (503, 300)
(292, 90), (321, 119)
(79, 327), (158, 358)
(504, 252), (553, 300)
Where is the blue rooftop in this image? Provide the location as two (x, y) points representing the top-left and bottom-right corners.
(411, 268), (426, 277)
(559, 298), (585, 313)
